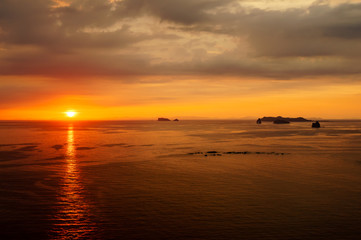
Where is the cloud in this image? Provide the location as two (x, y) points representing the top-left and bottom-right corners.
(117, 0), (236, 25)
(0, 0), (360, 80)
(167, 2), (361, 57)
(243, 3), (361, 58)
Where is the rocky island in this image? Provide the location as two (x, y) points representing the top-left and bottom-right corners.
(261, 116), (311, 122)
(158, 118), (171, 121)
(273, 119), (290, 124)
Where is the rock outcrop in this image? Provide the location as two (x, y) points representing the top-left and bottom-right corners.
(158, 118), (171, 121)
(261, 116), (311, 122)
(312, 121), (321, 128)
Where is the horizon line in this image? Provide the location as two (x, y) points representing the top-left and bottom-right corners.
(1, 118), (361, 122)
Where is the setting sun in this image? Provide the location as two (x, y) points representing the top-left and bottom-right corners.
(65, 111), (77, 118)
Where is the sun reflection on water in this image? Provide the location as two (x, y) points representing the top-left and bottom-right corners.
(50, 124), (96, 239)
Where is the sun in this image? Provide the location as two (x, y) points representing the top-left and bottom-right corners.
(65, 110), (77, 118)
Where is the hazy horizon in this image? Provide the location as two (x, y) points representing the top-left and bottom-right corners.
(1, 117), (361, 121)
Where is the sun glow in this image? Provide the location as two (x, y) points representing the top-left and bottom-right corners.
(65, 111), (77, 118)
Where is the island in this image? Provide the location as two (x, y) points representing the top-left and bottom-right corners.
(158, 118), (171, 121)
(273, 119), (290, 124)
(260, 116), (311, 122)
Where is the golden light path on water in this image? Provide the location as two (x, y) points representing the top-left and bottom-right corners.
(50, 124), (96, 239)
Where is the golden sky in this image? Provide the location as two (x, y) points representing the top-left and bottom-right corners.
(0, 0), (360, 120)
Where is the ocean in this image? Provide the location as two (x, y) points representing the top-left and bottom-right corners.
(0, 120), (361, 239)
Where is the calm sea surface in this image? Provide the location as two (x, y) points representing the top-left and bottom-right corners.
(1, 120), (361, 239)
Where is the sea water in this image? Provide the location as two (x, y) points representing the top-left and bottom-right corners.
(0, 120), (361, 239)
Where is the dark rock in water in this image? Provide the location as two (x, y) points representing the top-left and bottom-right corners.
(256, 118), (262, 124)
(76, 147), (96, 150)
(173, 119), (179, 121)
(312, 121), (321, 128)
(273, 119), (290, 124)
(101, 143), (127, 147)
(51, 144), (63, 150)
(158, 118), (171, 121)
(262, 116), (311, 122)
(189, 151), (289, 156)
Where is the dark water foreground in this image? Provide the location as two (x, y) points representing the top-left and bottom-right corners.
(1, 120), (361, 239)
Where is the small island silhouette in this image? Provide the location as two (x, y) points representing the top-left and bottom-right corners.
(312, 121), (321, 128)
(260, 116), (311, 123)
(158, 118), (171, 121)
(158, 118), (179, 121)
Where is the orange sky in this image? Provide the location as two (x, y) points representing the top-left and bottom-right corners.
(1, 75), (361, 120)
(0, 0), (361, 120)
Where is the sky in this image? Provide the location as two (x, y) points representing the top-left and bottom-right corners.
(0, 0), (360, 120)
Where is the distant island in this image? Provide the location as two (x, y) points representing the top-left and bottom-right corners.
(273, 119), (290, 124)
(158, 118), (179, 121)
(158, 118), (171, 121)
(261, 116), (311, 122)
